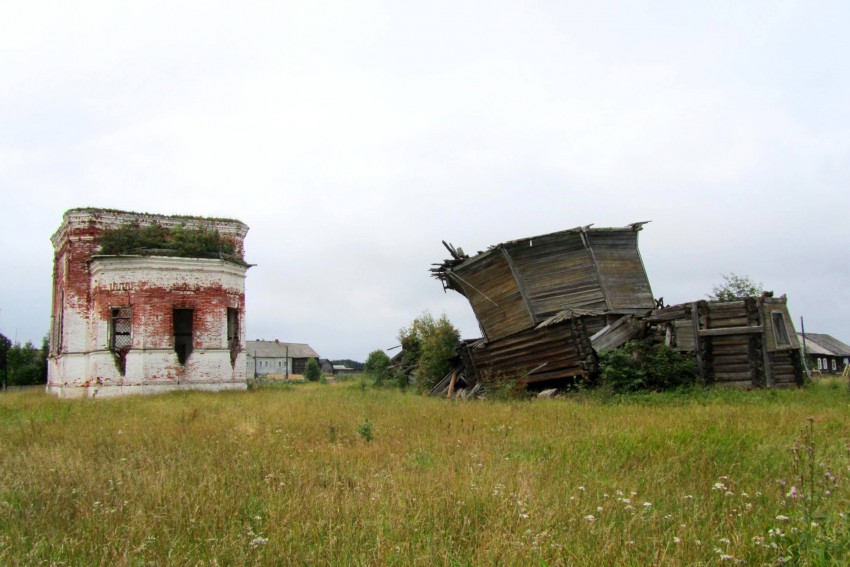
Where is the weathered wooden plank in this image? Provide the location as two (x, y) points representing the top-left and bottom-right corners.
(707, 300), (746, 309)
(692, 304), (705, 382)
(456, 252), (534, 341)
(520, 367), (587, 383)
(710, 335), (751, 346)
(674, 320), (695, 351)
(706, 316), (751, 328)
(712, 353), (751, 364)
(591, 315), (642, 352)
(699, 326), (763, 337)
(712, 362), (752, 374)
(649, 307), (691, 323)
(714, 371), (754, 382)
(502, 248), (537, 323)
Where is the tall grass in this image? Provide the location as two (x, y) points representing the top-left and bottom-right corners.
(1, 379), (848, 565)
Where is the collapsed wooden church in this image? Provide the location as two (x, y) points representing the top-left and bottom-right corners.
(431, 223), (805, 392)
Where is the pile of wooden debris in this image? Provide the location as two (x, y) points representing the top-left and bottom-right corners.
(428, 223), (804, 397)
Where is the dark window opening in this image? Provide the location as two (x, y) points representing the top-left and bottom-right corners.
(53, 289), (65, 354)
(110, 307), (131, 375)
(173, 309), (194, 364)
(111, 307), (132, 350)
(771, 312), (790, 346)
(227, 307), (239, 367)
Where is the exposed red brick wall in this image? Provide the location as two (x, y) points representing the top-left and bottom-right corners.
(49, 209), (250, 393)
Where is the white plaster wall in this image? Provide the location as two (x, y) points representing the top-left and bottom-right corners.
(49, 256), (249, 396)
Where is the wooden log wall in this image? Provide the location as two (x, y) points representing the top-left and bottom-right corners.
(653, 297), (804, 388)
(770, 349), (805, 386)
(703, 300), (758, 387)
(465, 317), (597, 386)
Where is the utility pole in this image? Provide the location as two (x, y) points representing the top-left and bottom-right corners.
(800, 316), (811, 378)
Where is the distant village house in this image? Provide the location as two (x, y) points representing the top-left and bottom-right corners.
(246, 340), (320, 379)
(799, 333), (850, 373)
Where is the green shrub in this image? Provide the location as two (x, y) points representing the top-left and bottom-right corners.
(480, 371), (529, 400)
(598, 340), (697, 393)
(304, 358), (322, 382)
(397, 312), (460, 392)
(363, 350), (392, 385)
(356, 419), (373, 442)
(99, 222), (238, 260)
(598, 347), (646, 393)
(708, 273), (763, 301)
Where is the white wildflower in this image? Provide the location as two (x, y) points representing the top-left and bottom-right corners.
(768, 528), (784, 538)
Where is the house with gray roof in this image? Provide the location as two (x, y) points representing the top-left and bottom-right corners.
(798, 333), (850, 373)
(246, 340), (320, 379)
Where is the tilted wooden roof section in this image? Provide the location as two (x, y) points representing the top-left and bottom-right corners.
(432, 223), (655, 341)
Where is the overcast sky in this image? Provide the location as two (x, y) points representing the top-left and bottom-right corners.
(2, 1), (849, 360)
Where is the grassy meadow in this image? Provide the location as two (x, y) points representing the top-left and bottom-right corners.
(1, 378), (849, 566)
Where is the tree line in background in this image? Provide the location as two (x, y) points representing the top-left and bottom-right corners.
(330, 359), (365, 371)
(0, 333), (48, 388)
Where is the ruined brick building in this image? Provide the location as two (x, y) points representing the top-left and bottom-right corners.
(48, 209), (251, 397)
